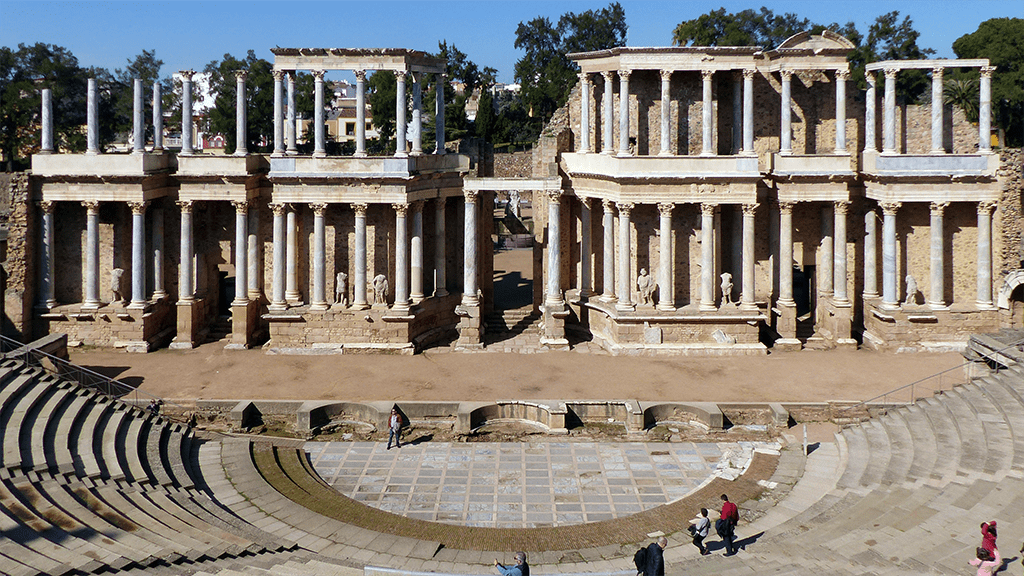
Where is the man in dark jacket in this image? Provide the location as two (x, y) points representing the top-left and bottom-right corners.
(644, 537), (667, 576)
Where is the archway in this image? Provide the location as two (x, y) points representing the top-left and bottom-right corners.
(998, 269), (1024, 329)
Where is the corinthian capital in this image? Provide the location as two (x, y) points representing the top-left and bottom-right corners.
(179, 69), (195, 82)
(880, 201), (901, 215)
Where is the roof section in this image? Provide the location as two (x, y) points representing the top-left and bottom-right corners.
(271, 48), (445, 74)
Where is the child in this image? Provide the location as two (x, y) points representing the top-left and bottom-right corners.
(969, 546), (1001, 576)
(980, 521), (997, 553)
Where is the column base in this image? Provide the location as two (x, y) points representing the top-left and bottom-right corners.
(268, 301), (288, 312)
(310, 302), (329, 312)
(395, 151), (409, 158)
(976, 301), (996, 310)
(229, 300), (259, 349)
(128, 301), (148, 311)
(599, 294), (617, 303)
(455, 302), (482, 348)
(699, 303), (717, 312)
(656, 303), (675, 312)
(773, 338), (802, 352)
(312, 151), (327, 158)
(740, 302), (759, 312)
(434, 289), (449, 298)
(81, 301), (101, 311)
(286, 150), (298, 156)
(616, 151), (631, 158)
(173, 298), (203, 349)
(271, 151), (286, 158)
(354, 151), (367, 158)
(928, 302), (949, 311)
(615, 302), (635, 312)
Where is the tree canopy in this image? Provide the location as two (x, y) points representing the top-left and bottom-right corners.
(953, 17), (1024, 146)
(672, 7), (812, 48)
(203, 50), (274, 154)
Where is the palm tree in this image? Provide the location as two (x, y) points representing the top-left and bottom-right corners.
(944, 77), (979, 122)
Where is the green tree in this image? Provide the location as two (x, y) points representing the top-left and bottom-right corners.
(864, 12), (935, 102)
(367, 69), (397, 155)
(672, 7), (811, 48)
(475, 88), (495, 143)
(113, 49), (169, 145)
(953, 17), (1024, 146)
(203, 50), (275, 154)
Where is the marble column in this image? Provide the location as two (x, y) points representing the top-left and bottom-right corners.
(865, 74), (877, 153)
(546, 191), (564, 305)
(929, 201), (948, 309)
(395, 71), (408, 157)
(353, 203), (369, 309)
(39, 201), (56, 307)
(232, 200), (249, 306)
(177, 200), (194, 303)
(82, 201), (101, 308)
(355, 70), (367, 157)
(617, 70), (631, 157)
(580, 72), (592, 154)
(977, 201), (995, 307)
(286, 72), (297, 155)
(462, 192), (479, 305)
(269, 203), (287, 310)
(86, 78), (99, 155)
(616, 202), (633, 308)
(152, 208), (165, 299)
(247, 206), (259, 300)
(394, 203), (410, 311)
(779, 70), (793, 154)
(779, 202), (794, 305)
(285, 205), (299, 304)
(310, 203), (328, 310)
(434, 198), (448, 297)
(657, 202), (674, 310)
(411, 201), (424, 303)
(601, 199), (616, 302)
(931, 67), (944, 153)
(863, 209), (878, 298)
(701, 70), (715, 156)
(313, 70), (326, 158)
(820, 205), (833, 296)
(602, 71), (614, 155)
(700, 203), (716, 310)
(180, 70), (195, 155)
(152, 81), (163, 152)
(272, 70), (285, 156)
(742, 69), (755, 154)
(129, 201), (147, 308)
(883, 67), (897, 154)
(659, 70), (672, 156)
(732, 72), (742, 154)
(411, 73), (423, 155)
(435, 73), (447, 154)
(133, 79), (145, 154)
(234, 71), (248, 156)
(40, 88), (53, 154)
(881, 202), (900, 308)
(980, 66), (994, 152)
(580, 198), (593, 298)
(835, 70), (848, 154)
(741, 203), (757, 309)
(833, 201), (850, 304)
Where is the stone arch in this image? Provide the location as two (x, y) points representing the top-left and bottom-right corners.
(997, 269), (1024, 310)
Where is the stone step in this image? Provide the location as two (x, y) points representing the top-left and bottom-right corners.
(951, 386), (1013, 476)
(893, 405), (938, 485)
(100, 405), (130, 481)
(0, 373), (41, 465)
(50, 391), (90, 476)
(919, 396), (962, 484)
(975, 375), (1024, 473)
(835, 425), (869, 490)
(935, 389), (987, 474)
(876, 410), (914, 485)
(8, 373), (59, 471)
(76, 395), (114, 479)
(26, 382), (74, 473)
(858, 420), (893, 489)
(146, 420), (176, 487)
(120, 416), (151, 485)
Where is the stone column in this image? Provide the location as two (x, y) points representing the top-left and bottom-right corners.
(312, 70), (326, 158)
(865, 74), (876, 153)
(580, 198), (593, 298)
(247, 206), (259, 300)
(86, 78), (99, 155)
(617, 70), (631, 157)
(232, 200), (249, 306)
(285, 205), (300, 304)
(657, 202), (674, 310)
(546, 191), (564, 305)
(659, 70), (672, 156)
(395, 71), (408, 157)
(235, 71), (248, 156)
(286, 72), (297, 155)
(394, 203), (410, 311)
(152, 81), (163, 152)
(133, 79), (145, 154)
(129, 201), (147, 308)
(833, 201), (850, 304)
(863, 210), (878, 300)
(931, 67), (944, 153)
(269, 203), (287, 310)
(272, 70), (285, 156)
(152, 208), (165, 299)
(434, 198), (448, 296)
(411, 72), (423, 155)
(779, 70), (793, 154)
(742, 69), (755, 154)
(601, 71), (615, 154)
(180, 70), (194, 155)
(979, 66), (994, 152)
(883, 67), (898, 154)
(40, 88), (53, 154)
(39, 201), (56, 307)
(977, 201), (995, 308)
(355, 70), (367, 157)
(929, 201), (948, 309)
(701, 70), (715, 156)
(732, 71), (742, 154)
(353, 203), (369, 309)
(700, 203), (716, 310)
(820, 205), (833, 296)
(82, 201), (101, 308)
(835, 70), (848, 154)
(579, 72), (592, 154)
(779, 202), (794, 305)
(411, 201), (424, 303)
(601, 199), (616, 301)
(881, 202), (900, 308)
(462, 192), (479, 305)
(177, 200), (194, 302)
(616, 202), (633, 308)
(310, 203), (328, 310)
(435, 73), (447, 155)
(741, 203), (757, 309)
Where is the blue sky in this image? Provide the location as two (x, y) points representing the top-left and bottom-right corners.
(1, 1), (1018, 84)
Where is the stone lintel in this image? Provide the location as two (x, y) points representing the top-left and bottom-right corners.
(866, 58), (989, 72)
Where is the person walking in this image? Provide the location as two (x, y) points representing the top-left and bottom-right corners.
(969, 546), (1001, 576)
(691, 508), (711, 555)
(495, 551), (529, 576)
(719, 494), (739, 555)
(386, 408), (403, 450)
(640, 537), (666, 576)
(980, 521), (997, 553)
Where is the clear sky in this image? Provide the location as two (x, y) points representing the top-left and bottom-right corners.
(1, 1), (1018, 84)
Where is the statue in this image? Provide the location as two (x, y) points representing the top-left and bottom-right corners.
(508, 190), (521, 218)
(335, 272), (348, 307)
(720, 272), (734, 305)
(372, 274), (389, 305)
(636, 268), (656, 305)
(904, 275), (918, 305)
(110, 268), (125, 305)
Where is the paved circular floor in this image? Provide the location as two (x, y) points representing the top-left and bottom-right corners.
(304, 440), (779, 528)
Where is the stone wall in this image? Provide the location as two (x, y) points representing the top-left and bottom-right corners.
(2, 172), (33, 340)
(997, 148), (1023, 276)
(494, 152), (532, 178)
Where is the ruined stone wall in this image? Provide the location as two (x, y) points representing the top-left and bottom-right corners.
(996, 148), (1023, 277)
(897, 104), (980, 154)
(494, 152), (532, 178)
(2, 172), (33, 339)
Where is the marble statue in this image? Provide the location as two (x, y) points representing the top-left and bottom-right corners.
(372, 274), (389, 305)
(721, 272), (734, 305)
(637, 268), (656, 305)
(508, 190), (521, 218)
(110, 268), (125, 304)
(335, 272), (348, 307)
(904, 274), (918, 305)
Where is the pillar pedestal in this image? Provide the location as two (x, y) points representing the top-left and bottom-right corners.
(170, 299), (203, 350)
(226, 300), (259, 350)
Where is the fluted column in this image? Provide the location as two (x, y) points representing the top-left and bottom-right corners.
(546, 191), (564, 305)
(779, 70), (792, 154)
(742, 69), (755, 154)
(462, 192), (479, 305)
(835, 70), (848, 154)
(133, 79), (145, 154)
(411, 72), (422, 155)
(820, 205), (833, 296)
(602, 71), (614, 155)
(881, 202), (900, 308)
(285, 205), (299, 304)
(129, 201), (147, 308)
(580, 198), (593, 298)
(616, 202), (633, 308)
(833, 201), (850, 305)
(411, 201), (424, 303)
(864, 209), (878, 299)
(659, 70), (672, 156)
(247, 206), (259, 300)
(177, 200), (194, 303)
(353, 203), (369, 309)
(434, 198), (448, 296)
(152, 81), (163, 152)
(272, 70), (285, 156)
(979, 66), (994, 152)
(779, 202), (794, 305)
(977, 201), (995, 308)
(929, 202), (948, 309)
(86, 78), (99, 155)
(39, 201), (56, 307)
(435, 73), (446, 155)
(579, 72), (592, 153)
(286, 72), (297, 155)
(269, 203), (287, 310)
(617, 70), (631, 157)
(180, 70), (195, 155)
(657, 202), (674, 310)
(152, 208), (165, 299)
(310, 203), (328, 310)
(40, 88), (53, 154)
(394, 203), (410, 311)
(232, 200), (249, 306)
(235, 71), (248, 155)
(864, 74), (877, 153)
(883, 67), (897, 154)
(701, 70), (715, 156)
(82, 201), (101, 308)
(312, 70), (326, 157)
(931, 67), (944, 153)
(355, 70), (367, 157)
(700, 203), (716, 310)
(741, 203), (757, 309)
(732, 71), (742, 154)
(395, 71), (408, 157)
(601, 199), (616, 301)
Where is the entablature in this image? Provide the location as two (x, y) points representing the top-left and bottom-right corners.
(271, 48), (445, 74)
